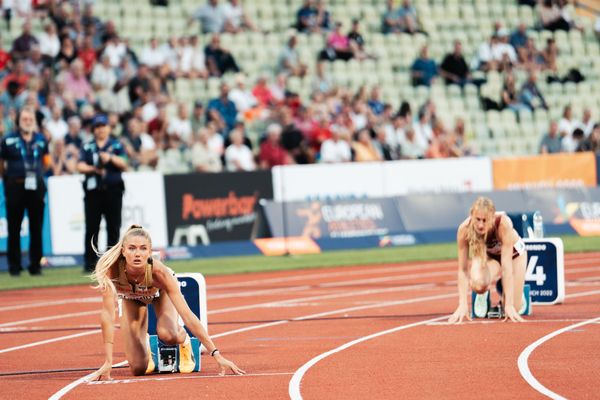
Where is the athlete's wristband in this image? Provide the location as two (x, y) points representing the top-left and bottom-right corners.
(210, 349), (219, 357)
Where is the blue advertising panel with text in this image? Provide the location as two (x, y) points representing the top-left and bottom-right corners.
(523, 238), (565, 304)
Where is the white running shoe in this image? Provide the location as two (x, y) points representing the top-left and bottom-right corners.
(474, 291), (490, 318)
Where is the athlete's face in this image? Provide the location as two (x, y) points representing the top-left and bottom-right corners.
(471, 209), (492, 236)
(122, 235), (152, 268)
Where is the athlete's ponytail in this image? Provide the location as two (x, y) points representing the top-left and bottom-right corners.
(466, 197), (496, 261)
(91, 225), (152, 294)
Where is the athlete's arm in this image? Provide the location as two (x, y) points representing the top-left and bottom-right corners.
(449, 221), (472, 324)
(154, 262), (246, 375)
(498, 216), (525, 322)
(87, 288), (117, 381)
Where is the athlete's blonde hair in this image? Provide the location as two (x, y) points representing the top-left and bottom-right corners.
(467, 197), (496, 260)
(91, 224), (152, 294)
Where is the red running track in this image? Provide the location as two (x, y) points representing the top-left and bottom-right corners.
(0, 253), (598, 399)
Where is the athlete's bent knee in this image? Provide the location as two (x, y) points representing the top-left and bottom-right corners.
(471, 279), (489, 294)
(130, 362), (147, 376)
(157, 327), (179, 345)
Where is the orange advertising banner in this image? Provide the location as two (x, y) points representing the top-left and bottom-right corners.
(493, 152), (597, 190)
(254, 237), (321, 256)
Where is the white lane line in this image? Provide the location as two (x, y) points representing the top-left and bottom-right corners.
(48, 360), (129, 400)
(0, 311), (99, 328)
(86, 372), (294, 385)
(0, 297), (100, 313)
(209, 285), (311, 300)
(208, 282), (439, 314)
(288, 315), (449, 400)
(209, 261), (456, 289)
(0, 330), (101, 354)
(517, 316), (600, 400)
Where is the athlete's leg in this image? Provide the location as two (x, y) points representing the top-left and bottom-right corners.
(469, 257), (501, 293)
(153, 293), (187, 345)
(120, 299), (150, 376)
(512, 252), (527, 312)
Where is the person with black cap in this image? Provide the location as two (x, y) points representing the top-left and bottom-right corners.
(77, 114), (128, 273)
(0, 106), (51, 276)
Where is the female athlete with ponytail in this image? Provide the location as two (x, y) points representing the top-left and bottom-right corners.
(88, 225), (245, 381)
(449, 197), (527, 324)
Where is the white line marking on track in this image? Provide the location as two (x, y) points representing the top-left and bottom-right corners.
(86, 372), (294, 385)
(517, 315), (600, 400)
(0, 297), (100, 313)
(288, 315), (449, 400)
(0, 310), (99, 328)
(48, 360), (128, 400)
(0, 330), (101, 354)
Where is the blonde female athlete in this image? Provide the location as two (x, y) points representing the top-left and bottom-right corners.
(449, 197), (527, 324)
(88, 225), (245, 380)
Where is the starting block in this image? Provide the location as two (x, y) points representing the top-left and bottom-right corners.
(471, 284), (532, 319)
(147, 273), (208, 373)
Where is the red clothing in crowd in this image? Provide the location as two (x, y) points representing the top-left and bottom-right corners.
(308, 121), (332, 153)
(0, 49), (11, 70)
(78, 48), (98, 75)
(2, 72), (30, 93)
(252, 84), (274, 107)
(259, 140), (288, 168)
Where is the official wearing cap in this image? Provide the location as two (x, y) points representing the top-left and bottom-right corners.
(77, 114), (128, 273)
(0, 107), (51, 276)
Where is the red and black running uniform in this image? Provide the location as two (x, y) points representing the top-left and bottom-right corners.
(485, 215), (525, 262)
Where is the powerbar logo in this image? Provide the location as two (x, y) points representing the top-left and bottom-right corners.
(182, 191), (257, 220)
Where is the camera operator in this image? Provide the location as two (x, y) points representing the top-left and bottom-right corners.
(77, 114), (128, 273)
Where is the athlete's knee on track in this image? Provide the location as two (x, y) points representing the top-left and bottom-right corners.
(157, 327), (179, 345)
(471, 279), (489, 294)
(130, 361), (148, 376)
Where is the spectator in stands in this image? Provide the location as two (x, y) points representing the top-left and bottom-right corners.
(399, 127), (425, 159)
(382, 0), (401, 34)
(320, 21), (356, 62)
(539, 120), (562, 153)
(102, 34), (127, 69)
(204, 34), (240, 77)
(311, 61), (334, 94)
(501, 73), (529, 112)
(11, 21), (38, 60)
(91, 55), (118, 112)
(128, 64), (151, 107)
(347, 19), (372, 60)
(2, 60), (29, 97)
(448, 118), (474, 157)
(190, 100), (205, 134)
(320, 125), (351, 163)
(55, 36), (78, 70)
(509, 22), (529, 54)
(179, 36), (209, 79)
(367, 87), (384, 116)
(315, 0), (332, 32)
(253, 75), (276, 107)
(410, 46), (438, 87)
(397, 0), (422, 34)
(557, 104), (577, 139)
(259, 123), (289, 168)
(519, 37), (544, 70)
(562, 127), (584, 153)
(412, 107), (433, 149)
(425, 121), (451, 158)
(80, 3), (103, 33)
(49, 137), (78, 176)
(223, 0), (257, 33)
(37, 22), (61, 65)
(295, 0), (318, 33)
(206, 81), (238, 135)
(123, 117), (158, 170)
(439, 40), (472, 87)
(43, 104), (68, 142)
(78, 35), (98, 75)
(188, 0), (226, 34)
(62, 59), (94, 107)
(224, 126), (255, 171)
(278, 35), (308, 78)
(24, 46), (45, 77)
(541, 37), (559, 75)
(579, 108), (595, 138)
(373, 126), (393, 161)
(579, 123), (600, 152)
(0, 40), (11, 79)
(519, 71), (548, 111)
(64, 115), (84, 149)
(190, 127), (223, 172)
(280, 106), (313, 164)
(352, 128), (381, 162)
(228, 73), (258, 117)
(140, 38), (166, 70)
(538, 0), (571, 32)
(167, 102), (193, 148)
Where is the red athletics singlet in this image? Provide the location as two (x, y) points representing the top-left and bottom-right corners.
(485, 215), (525, 262)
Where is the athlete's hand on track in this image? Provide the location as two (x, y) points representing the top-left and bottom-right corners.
(215, 354), (246, 376)
(86, 361), (113, 382)
(503, 305), (525, 322)
(448, 304), (472, 324)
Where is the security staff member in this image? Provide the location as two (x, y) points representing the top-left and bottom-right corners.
(77, 114), (128, 273)
(0, 107), (51, 276)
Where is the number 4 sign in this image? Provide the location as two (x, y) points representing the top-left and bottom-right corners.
(523, 238), (565, 304)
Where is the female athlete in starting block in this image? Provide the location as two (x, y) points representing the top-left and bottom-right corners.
(88, 225), (245, 381)
(449, 197), (527, 323)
